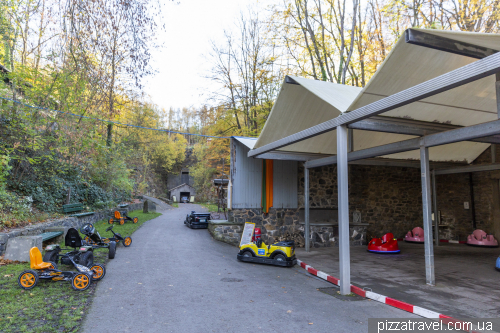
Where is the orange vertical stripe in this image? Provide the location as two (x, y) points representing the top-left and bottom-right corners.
(266, 160), (273, 211)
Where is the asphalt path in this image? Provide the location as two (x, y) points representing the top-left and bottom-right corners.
(82, 201), (416, 333)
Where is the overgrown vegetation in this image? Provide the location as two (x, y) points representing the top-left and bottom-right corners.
(0, 0), (185, 228)
(0, 209), (160, 333)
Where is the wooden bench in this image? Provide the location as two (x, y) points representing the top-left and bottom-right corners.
(40, 231), (63, 242)
(63, 203), (94, 217)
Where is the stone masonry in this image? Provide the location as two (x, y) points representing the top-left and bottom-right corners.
(208, 220), (244, 246)
(228, 208), (300, 245)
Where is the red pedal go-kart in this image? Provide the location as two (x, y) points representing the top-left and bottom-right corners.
(368, 233), (400, 253)
(108, 210), (138, 225)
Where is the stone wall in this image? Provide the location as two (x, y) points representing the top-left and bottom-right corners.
(297, 162), (483, 241)
(0, 202), (146, 256)
(228, 208), (300, 245)
(297, 222), (368, 248)
(208, 220), (244, 246)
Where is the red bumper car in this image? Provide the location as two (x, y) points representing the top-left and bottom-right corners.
(466, 230), (498, 247)
(368, 233), (400, 253)
(404, 227), (425, 243)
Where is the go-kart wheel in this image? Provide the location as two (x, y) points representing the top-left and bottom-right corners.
(80, 251), (94, 268)
(43, 250), (58, 264)
(123, 236), (132, 247)
(90, 263), (106, 281)
(273, 254), (286, 262)
(242, 251), (253, 257)
(108, 218), (114, 224)
(119, 218), (125, 225)
(47, 261), (58, 270)
(72, 273), (91, 291)
(108, 241), (116, 259)
(133, 217), (138, 224)
(18, 270), (39, 290)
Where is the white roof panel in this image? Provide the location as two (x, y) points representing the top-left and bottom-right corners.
(252, 29), (500, 163)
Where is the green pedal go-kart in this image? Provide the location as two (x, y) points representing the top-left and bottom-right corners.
(82, 223), (132, 248)
(237, 238), (297, 267)
(79, 223), (117, 259)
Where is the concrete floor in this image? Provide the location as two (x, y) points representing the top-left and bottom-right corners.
(296, 242), (500, 318)
(82, 201), (417, 333)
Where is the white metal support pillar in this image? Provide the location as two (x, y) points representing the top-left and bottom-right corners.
(496, 72), (500, 118)
(305, 167), (310, 252)
(431, 170), (439, 247)
(337, 125), (351, 295)
(420, 145), (435, 286)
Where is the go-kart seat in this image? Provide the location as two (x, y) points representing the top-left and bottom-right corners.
(30, 247), (52, 270)
(114, 211), (122, 219)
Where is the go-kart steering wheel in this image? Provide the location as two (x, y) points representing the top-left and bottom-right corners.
(80, 223), (95, 235)
(106, 225), (113, 232)
(256, 239), (263, 248)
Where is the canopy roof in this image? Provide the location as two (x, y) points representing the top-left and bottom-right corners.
(253, 28), (500, 163)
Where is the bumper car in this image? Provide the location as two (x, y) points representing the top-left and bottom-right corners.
(466, 229), (498, 247)
(368, 233), (400, 253)
(237, 228), (296, 267)
(496, 256), (500, 272)
(404, 227), (425, 243)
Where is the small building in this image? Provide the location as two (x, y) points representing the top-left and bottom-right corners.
(169, 183), (196, 203)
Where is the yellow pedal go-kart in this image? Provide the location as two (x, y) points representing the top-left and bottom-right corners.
(18, 247), (100, 291)
(237, 238), (297, 267)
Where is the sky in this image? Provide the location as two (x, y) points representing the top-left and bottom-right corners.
(144, 0), (258, 111)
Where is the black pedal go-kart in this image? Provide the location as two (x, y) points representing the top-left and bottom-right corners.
(44, 228), (95, 267)
(108, 210), (138, 225)
(83, 224), (132, 248)
(79, 223), (117, 259)
(41, 229), (106, 282)
(184, 211), (211, 229)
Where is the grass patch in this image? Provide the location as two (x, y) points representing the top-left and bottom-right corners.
(0, 209), (161, 333)
(198, 202), (218, 212)
(171, 202), (179, 208)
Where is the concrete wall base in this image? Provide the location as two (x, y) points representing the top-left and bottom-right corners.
(4, 236), (42, 262)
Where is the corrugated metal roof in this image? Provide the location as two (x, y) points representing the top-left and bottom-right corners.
(252, 28), (500, 163)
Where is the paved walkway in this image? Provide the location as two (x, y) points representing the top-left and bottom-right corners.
(82, 203), (415, 333)
(296, 242), (500, 319)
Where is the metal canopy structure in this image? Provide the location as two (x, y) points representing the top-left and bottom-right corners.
(247, 28), (500, 295)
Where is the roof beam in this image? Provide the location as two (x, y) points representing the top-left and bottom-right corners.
(435, 163), (500, 175)
(305, 119), (500, 169)
(257, 151), (319, 161)
(405, 29), (498, 59)
(249, 51), (500, 158)
(349, 116), (500, 144)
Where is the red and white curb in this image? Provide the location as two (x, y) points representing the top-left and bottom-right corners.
(296, 259), (448, 319)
